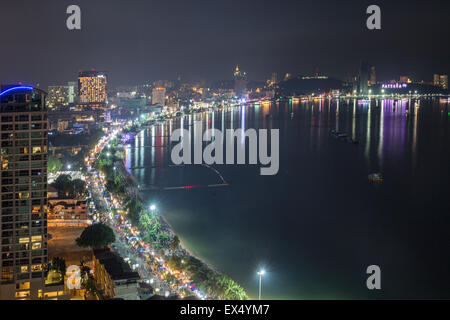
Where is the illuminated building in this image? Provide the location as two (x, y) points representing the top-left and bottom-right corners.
(47, 86), (70, 108)
(433, 74), (440, 86)
(358, 60), (369, 95)
(370, 66), (376, 85)
(434, 74), (448, 90)
(48, 199), (88, 222)
(152, 87), (166, 106)
(46, 81), (78, 109)
(92, 248), (140, 300)
(399, 76), (412, 84)
(268, 72), (278, 86)
(67, 81), (78, 103)
(152, 80), (173, 89)
(283, 73), (293, 81)
(78, 70), (107, 104)
(234, 66), (247, 98)
(0, 86), (48, 299)
(442, 75), (449, 90)
(78, 70), (108, 120)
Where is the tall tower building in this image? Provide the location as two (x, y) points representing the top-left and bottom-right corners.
(433, 74), (440, 86)
(78, 70), (107, 105)
(152, 87), (166, 106)
(370, 66), (376, 85)
(67, 81), (78, 104)
(78, 70), (107, 120)
(439, 75), (448, 90)
(0, 85), (49, 299)
(270, 72), (278, 86)
(233, 66), (247, 98)
(358, 60), (369, 95)
(433, 74), (448, 90)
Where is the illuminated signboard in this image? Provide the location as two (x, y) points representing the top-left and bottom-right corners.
(381, 83), (408, 89)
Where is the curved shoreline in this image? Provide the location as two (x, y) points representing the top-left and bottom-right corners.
(119, 140), (221, 274)
(114, 120), (246, 298)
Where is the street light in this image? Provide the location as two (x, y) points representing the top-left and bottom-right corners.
(67, 164), (72, 170)
(150, 204), (156, 211)
(257, 269), (265, 300)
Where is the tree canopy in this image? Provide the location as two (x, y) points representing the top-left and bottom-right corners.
(50, 174), (85, 198)
(170, 235), (180, 251)
(76, 223), (116, 249)
(48, 155), (63, 173)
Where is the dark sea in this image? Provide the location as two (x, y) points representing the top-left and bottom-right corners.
(126, 98), (450, 299)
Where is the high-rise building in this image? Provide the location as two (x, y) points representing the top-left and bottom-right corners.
(78, 70), (107, 121)
(47, 86), (70, 108)
(441, 75), (449, 90)
(152, 87), (166, 106)
(233, 66), (247, 98)
(358, 60), (369, 95)
(78, 70), (107, 105)
(433, 74), (440, 86)
(46, 81), (78, 109)
(67, 81), (78, 104)
(370, 66), (376, 85)
(434, 74), (448, 90)
(0, 85), (49, 299)
(270, 73), (278, 86)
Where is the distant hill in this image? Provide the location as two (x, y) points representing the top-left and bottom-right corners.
(278, 77), (345, 95)
(209, 80), (265, 91)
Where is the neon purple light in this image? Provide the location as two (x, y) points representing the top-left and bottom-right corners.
(381, 83), (408, 89)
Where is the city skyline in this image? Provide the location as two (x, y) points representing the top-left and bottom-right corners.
(1, 0), (450, 89)
(1, 0), (450, 305)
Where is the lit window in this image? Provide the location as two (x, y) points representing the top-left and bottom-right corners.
(17, 282), (30, 290)
(31, 235), (42, 242)
(20, 266), (28, 273)
(44, 292), (58, 298)
(18, 192), (30, 199)
(15, 291), (30, 298)
(31, 264), (42, 272)
(19, 237), (30, 244)
(32, 242), (41, 250)
(32, 147), (41, 154)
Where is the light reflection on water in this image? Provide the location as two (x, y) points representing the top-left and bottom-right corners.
(126, 98), (450, 299)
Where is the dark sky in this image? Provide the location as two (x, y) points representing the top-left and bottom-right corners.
(1, 0), (449, 88)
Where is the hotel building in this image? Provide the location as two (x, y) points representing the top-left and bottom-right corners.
(152, 87), (166, 106)
(0, 85), (49, 299)
(78, 70), (107, 120)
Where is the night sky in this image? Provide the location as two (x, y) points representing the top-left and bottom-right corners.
(1, 0), (449, 88)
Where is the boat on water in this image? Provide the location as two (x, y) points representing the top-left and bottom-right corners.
(330, 130), (345, 137)
(330, 130), (360, 144)
(368, 173), (383, 182)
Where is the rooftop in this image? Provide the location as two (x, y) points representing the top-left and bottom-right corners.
(93, 248), (140, 282)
